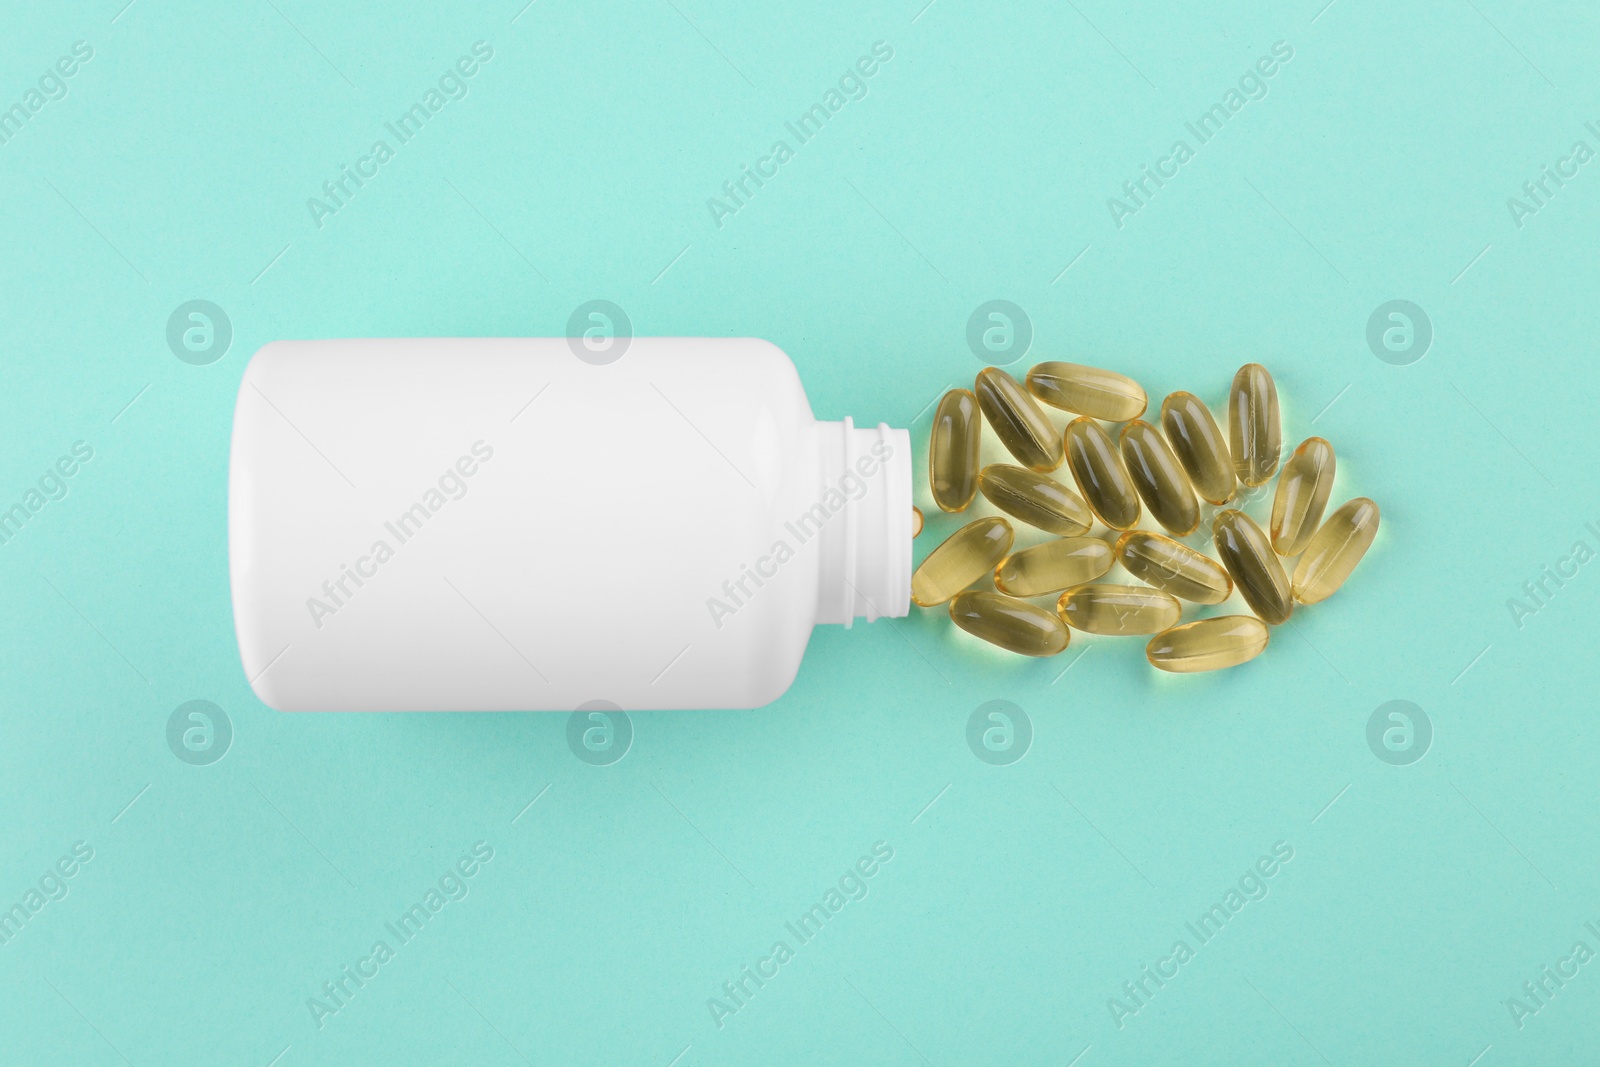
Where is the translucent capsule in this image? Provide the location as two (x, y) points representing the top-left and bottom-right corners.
(975, 367), (1063, 471)
(1228, 363), (1281, 488)
(1064, 417), (1140, 530)
(1293, 497), (1379, 604)
(1118, 420), (1199, 536)
(1212, 509), (1294, 624)
(929, 388), (980, 512)
(950, 591), (1070, 657)
(1024, 362), (1147, 421)
(1057, 584), (1181, 635)
(912, 516), (1013, 607)
(1146, 615), (1269, 673)
(1270, 437), (1335, 556)
(1115, 530), (1233, 604)
(977, 464), (1093, 536)
(1160, 391), (1235, 505)
(912, 506), (924, 537)
(993, 536), (1114, 597)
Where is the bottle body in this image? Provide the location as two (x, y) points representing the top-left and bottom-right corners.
(228, 337), (911, 711)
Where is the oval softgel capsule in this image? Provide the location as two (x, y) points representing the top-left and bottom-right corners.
(912, 517), (1014, 607)
(1213, 509), (1294, 624)
(975, 367), (1062, 471)
(1271, 436), (1335, 555)
(1058, 584), (1181, 635)
(1065, 417), (1141, 530)
(994, 536), (1114, 597)
(1025, 361), (1147, 421)
(977, 464), (1093, 536)
(1115, 530), (1233, 605)
(1119, 420), (1199, 536)
(1160, 391), (1235, 505)
(950, 591), (1070, 656)
(1293, 497), (1380, 604)
(1228, 363), (1282, 488)
(929, 389), (980, 512)
(1147, 615), (1269, 673)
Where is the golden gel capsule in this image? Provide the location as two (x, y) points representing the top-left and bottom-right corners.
(993, 536), (1113, 597)
(912, 516), (1013, 606)
(977, 464), (1093, 536)
(929, 388), (980, 512)
(1213, 509), (1293, 624)
(1270, 437), (1335, 556)
(1118, 420), (1199, 536)
(912, 506), (924, 537)
(975, 367), (1063, 471)
(1293, 497), (1379, 604)
(950, 591), (1070, 657)
(1228, 363), (1281, 488)
(1057, 584), (1181, 635)
(1159, 391), (1235, 505)
(1064, 417), (1140, 530)
(1115, 530), (1233, 604)
(1146, 615), (1269, 673)
(1024, 362), (1147, 422)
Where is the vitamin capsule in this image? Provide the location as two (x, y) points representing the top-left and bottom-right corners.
(1270, 437), (1335, 556)
(950, 591), (1070, 657)
(1024, 362), (1147, 421)
(1146, 615), (1269, 673)
(912, 516), (1013, 606)
(929, 389), (980, 512)
(912, 506), (924, 537)
(1160, 391), (1235, 505)
(977, 464), (1093, 536)
(1057, 584), (1181, 635)
(1212, 509), (1293, 624)
(1228, 363), (1281, 488)
(993, 536), (1113, 597)
(1064, 417), (1140, 530)
(1118, 420), (1199, 536)
(975, 367), (1063, 472)
(1293, 497), (1379, 604)
(1115, 530), (1233, 605)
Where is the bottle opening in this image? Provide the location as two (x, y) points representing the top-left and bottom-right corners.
(815, 418), (912, 626)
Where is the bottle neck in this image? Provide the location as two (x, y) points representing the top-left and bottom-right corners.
(813, 418), (912, 626)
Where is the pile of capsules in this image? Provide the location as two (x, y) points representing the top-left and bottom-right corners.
(910, 362), (1379, 673)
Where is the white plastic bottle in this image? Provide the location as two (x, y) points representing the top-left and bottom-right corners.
(229, 337), (912, 711)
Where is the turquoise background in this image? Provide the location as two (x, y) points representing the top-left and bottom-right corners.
(1, 0), (1596, 1063)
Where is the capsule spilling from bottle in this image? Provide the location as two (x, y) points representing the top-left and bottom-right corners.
(929, 389), (980, 512)
(1270, 436), (1335, 555)
(1147, 616), (1269, 673)
(1160, 391), (1235, 505)
(1212, 509), (1294, 625)
(1025, 362), (1147, 421)
(915, 356), (1378, 675)
(950, 591), (1070, 656)
(912, 516), (1013, 607)
(1228, 363), (1281, 488)
(975, 367), (1062, 471)
(1119, 419), (1199, 536)
(1058, 584), (1181, 635)
(994, 537), (1114, 597)
(1064, 417), (1140, 530)
(1115, 531), (1232, 605)
(978, 464), (1093, 536)
(1293, 498), (1379, 604)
